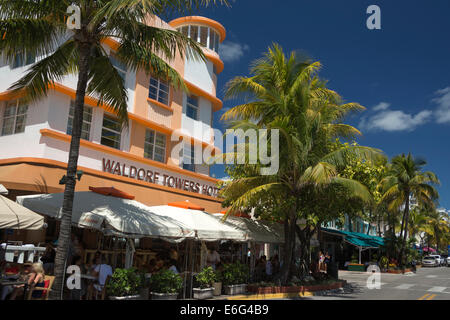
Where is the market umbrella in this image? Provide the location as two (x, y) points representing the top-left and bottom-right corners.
(212, 213), (284, 243)
(0, 195), (44, 230)
(149, 203), (247, 241)
(16, 188), (194, 239)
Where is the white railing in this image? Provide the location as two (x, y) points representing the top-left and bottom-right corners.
(1, 243), (46, 264)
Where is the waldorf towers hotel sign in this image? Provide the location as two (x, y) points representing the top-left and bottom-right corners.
(101, 158), (219, 198)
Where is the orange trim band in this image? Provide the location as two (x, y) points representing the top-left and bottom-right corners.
(40, 129), (219, 183)
(168, 16), (226, 43)
(147, 97), (173, 112)
(0, 157), (222, 202)
(204, 50), (224, 74)
(185, 80), (222, 112)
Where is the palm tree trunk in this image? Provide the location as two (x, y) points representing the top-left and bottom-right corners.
(278, 206), (297, 285)
(49, 42), (91, 300)
(398, 193), (410, 268)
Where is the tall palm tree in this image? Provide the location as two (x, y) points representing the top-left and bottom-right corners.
(0, 0), (228, 299)
(220, 44), (382, 283)
(381, 153), (439, 267)
(425, 209), (450, 252)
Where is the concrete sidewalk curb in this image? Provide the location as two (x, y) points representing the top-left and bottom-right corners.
(224, 291), (314, 300)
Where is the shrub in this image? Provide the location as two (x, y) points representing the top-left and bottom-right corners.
(214, 269), (223, 283)
(194, 267), (216, 289)
(107, 268), (142, 297)
(221, 261), (249, 286)
(379, 256), (389, 269)
(149, 269), (183, 294)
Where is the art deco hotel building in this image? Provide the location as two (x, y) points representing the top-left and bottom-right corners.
(0, 16), (226, 217)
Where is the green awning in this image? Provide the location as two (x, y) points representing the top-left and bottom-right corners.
(321, 227), (385, 248)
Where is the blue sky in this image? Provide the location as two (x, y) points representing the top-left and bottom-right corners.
(184, 0), (450, 209)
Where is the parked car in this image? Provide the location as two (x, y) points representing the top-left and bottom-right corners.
(441, 255), (449, 266)
(428, 255), (443, 266)
(447, 256), (450, 267)
(422, 256), (438, 267)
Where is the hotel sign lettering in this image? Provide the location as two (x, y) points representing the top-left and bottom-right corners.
(102, 158), (219, 197)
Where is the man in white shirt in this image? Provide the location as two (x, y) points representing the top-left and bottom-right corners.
(92, 255), (113, 293)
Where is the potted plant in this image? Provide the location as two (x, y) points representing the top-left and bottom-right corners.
(213, 269), (222, 296)
(193, 266), (216, 299)
(222, 261), (249, 295)
(107, 268), (142, 300)
(149, 269), (183, 300)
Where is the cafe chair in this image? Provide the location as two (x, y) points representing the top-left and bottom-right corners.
(26, 275), (55, 300)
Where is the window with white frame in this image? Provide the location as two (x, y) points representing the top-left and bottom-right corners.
(182, 143), (195, 172)
(176, 25), (220, 53)
(11, 52), (35, 69)
(101, 114), (121, 149)
(148, 76), (169, 105)
(186, 95), (198, 120)
(109, 53), (127, 82)
(1, 100), (28, 136)
(66, 101), (93, 140)
(144, 129), (166, 163)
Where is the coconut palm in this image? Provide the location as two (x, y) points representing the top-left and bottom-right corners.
(219, 44), (382, 283)
(0, 0), (229, 299)
(425, 209), (450, 252)
(381, 153), (439, 267)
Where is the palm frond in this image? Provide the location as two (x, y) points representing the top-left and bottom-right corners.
(8, 39), (77, 103)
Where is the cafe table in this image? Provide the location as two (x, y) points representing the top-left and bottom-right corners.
(0, 278), (29, 300)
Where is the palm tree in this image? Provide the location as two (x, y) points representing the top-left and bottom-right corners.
(425, 209), (450, 252)
(381, 153), (439, 267)
(219, 44), (382, 283)
(0, 0), (228, 299)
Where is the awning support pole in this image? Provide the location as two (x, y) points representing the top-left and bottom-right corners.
(359, 247), (362, 264)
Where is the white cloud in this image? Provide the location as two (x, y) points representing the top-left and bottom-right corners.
(359, 102), (432, 132)
(372, 102), (390, 111)
(218, 41), (249, 63)
(432, 87), (450, 124)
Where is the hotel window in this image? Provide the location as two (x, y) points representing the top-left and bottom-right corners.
(66, 101), (92, 140)
(109, 53), (127, 82)
(144, 129), (166, 163)
(190, 25), (199, 43)
(11, 52), (35, 69)
(182, 144), (195, 172)
(199, 26), (208, 47)
(186, 95), (198, 120)
(208, 30), (216, 51)
(180, 26), (189, 37)
(1, 100), (28, 136)
(101, 114), (121, 149)
(148, 76), (169, 105)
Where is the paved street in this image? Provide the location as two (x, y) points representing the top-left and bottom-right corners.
(297, 266), (450, 300)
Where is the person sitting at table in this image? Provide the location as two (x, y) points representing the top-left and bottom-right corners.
(9, 262), (45, 300)
(70, 256), (87, 300)
(87, 255), (112, 299)
(87, 251), (101, 272)
(146, 259), (157, 274)
(166, 259), (179, 274)
(1, 263), (32, 300)
(40, 244), (56, 275)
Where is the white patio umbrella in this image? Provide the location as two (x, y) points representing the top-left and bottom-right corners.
(212, 213), (284, 244)
(16, 191), (194, 239)
(0, 195), (45, 230)
(149, 204), (247, 241)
